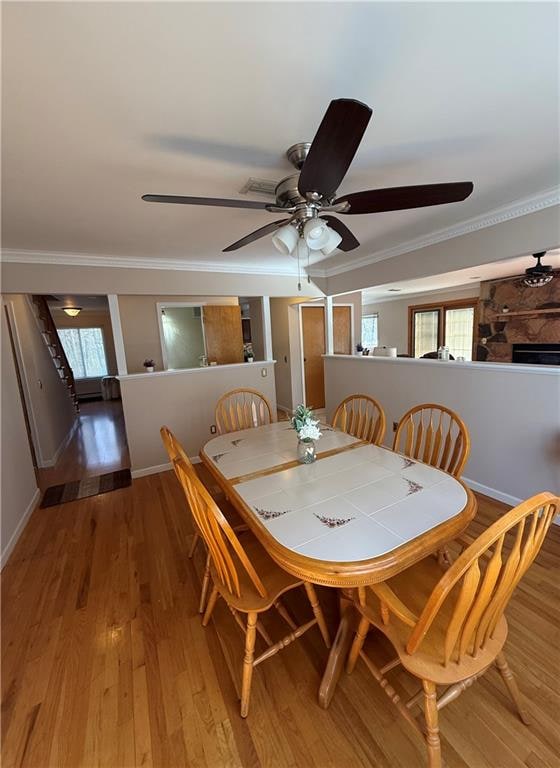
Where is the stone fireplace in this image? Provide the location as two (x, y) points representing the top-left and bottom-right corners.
(475, 269), (560, 362)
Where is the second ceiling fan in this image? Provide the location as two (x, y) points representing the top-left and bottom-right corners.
(142, 98), (474, 257)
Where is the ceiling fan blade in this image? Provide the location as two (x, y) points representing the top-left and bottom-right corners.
(142, 194), (270, 210)
(335, 182), (474, 215)
(320, 216), (360, 252)
(222, 219), (291, 252)
(298, 99), (373, 200)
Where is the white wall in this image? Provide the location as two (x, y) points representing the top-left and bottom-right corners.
(324, 355), (560, 505)
(119, 362), (277, 475)
(1, 309), (40, 568)
(362, 286), (479, 354)
(4, 295), (77, 466)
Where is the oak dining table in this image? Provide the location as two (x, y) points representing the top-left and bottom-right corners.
(200, 420), (476, 708)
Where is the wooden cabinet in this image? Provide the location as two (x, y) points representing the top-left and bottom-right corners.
(203, 306), (244, 365)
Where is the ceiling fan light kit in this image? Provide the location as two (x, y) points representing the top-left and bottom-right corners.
(523, 252), (554, 288)
(142, 98), (474, 269)
(271, 223), (299, 255)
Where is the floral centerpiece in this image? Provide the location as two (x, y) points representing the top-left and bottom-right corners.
(291, 404), (322, 464)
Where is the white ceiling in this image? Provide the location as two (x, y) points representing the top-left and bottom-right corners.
(361, 249), (560, 302)
(2, 2), (559, 277)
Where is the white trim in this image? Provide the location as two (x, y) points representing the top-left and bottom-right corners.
(462, 479), (559, 524)
(323, 353), (560, 376)
(118, 360), (276, 381)
(131, 462), (172, 479)
(325, 296), (334, 356)
(0, 489), (40, 570)
(131, 456), (200, 479)
(107, 295), (127, 375)
(276, 404), (292, 417)
(40, 418), (78, 468)
(1, 248), (299, 276)
(462, 477), (522, 508)
(362, 283), (478, 306)
(4, 300), (45, 466)
(310, 187), (560, 278)
(261, 297), (273, 361)
(3, 188), (558, 281)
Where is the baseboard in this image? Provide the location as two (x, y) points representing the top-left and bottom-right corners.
(276, 404), (292, 416)
(0, 488), (40, 570)
(38, 418), (78, 468)
(463, 477), (522, 507)
(131, 456), (201, 479)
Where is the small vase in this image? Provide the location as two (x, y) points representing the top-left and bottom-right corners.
(297, 438), (316, 464)
(145, 366), (154, 373)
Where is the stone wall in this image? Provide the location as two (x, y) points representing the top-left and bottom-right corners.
(476, 270), (560, 362)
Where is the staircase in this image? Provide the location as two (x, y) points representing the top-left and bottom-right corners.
(31, 295), (80, 413)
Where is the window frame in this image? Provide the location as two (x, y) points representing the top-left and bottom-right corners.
(58, 326), (109, 379)
(408, 298), (478, 358)
(361, 312), (379, 350)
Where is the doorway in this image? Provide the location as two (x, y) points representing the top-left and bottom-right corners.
(5, 294), (130, 493)
(301, 303), (353, 409)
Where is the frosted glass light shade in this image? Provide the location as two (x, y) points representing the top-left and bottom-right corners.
(272, 224), (298, 255)
(304, 218), (330, 250)
(320, 227), (342, 255)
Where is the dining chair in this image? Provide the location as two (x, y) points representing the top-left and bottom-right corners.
(346, 492), (558, 768)
(215, 387), (275, 435)
(160, 426), (245, 613)
(332, 394), (386, 445)
(393, 403), (470, 478)
(172, 452), (332, 717)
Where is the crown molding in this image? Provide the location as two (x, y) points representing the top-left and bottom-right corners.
(314, 186), (560, 279)
(2, 187), (558, 280)
(0, 249), (299, 277)
(362, 282), (479, 306)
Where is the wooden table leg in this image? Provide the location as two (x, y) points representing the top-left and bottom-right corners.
(318, 590), (357, 709)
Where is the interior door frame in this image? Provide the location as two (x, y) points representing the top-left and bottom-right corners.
(3, 300), (43, 469)
(298, 302), (328, 408)
(333, 302), (355, 355)
(156, 301), (208, 370)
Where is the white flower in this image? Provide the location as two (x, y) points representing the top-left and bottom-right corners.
(298, 422), (322, 442)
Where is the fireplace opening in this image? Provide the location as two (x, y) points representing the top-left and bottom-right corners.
(511, 343), (560, 366)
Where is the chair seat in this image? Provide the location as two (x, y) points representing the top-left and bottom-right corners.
(211, 531), (302, 614)
(359, 555), (508, 684)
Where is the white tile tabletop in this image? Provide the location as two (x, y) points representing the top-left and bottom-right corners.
(203, 422), (468, 564)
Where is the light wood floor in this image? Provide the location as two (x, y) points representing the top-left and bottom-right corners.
(37, 400), (130, 491)
(2, 471), (559, 768)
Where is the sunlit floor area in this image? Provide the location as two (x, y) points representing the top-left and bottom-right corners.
(37, 400), (130, 491)
(2, 474), (558, 768)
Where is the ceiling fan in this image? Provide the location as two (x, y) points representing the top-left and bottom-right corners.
(523, 252), (554, 287)
(142, 98), (474, 257)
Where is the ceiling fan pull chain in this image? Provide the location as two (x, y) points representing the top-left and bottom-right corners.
(307, 242), (311, 283)
(297, 239), (302, 291)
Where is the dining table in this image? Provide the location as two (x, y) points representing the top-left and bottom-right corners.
(200, 420), (476, 708)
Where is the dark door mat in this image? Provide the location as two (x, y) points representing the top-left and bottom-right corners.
(40, 469), (132, 508)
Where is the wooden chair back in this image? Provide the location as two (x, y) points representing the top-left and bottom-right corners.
(215, 388), (275, 435)
(407, 492), (558, 665)
(160, 425), (188, 481)
(332, 394), (386, 445)
(173, 454), (267, 599)
(393, 403), (470, 477)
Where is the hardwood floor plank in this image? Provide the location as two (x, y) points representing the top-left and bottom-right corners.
(2, 472), (558, 767)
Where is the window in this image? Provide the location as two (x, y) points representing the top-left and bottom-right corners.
(58, 328), (108, 378)
(409, 299), (477, 360)
(361, 314), (378, 349)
